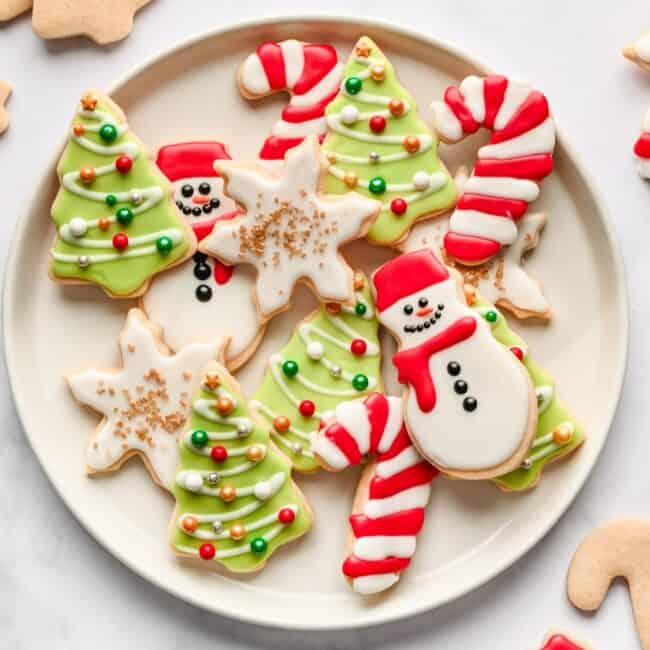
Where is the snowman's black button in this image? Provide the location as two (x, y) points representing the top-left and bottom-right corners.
(463, 397), (477, 412)
(194, 264), (211, 281)
(196, 284), (212, 302)
(192, 207), (202, 217)
(454, 380), (468, 395)
(183, 207), (191, 215)
(193, 252), (207, 263)
(447, 361), (461, 376)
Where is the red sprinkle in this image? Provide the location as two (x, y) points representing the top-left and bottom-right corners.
(350, 339), (368, 356)
(298, 400), (316, 417)
(112, 233), (129, 250)
(390, 198), (407, 215)
(199, 543), (215, 560)
(278, 508), (296, 524)
(115, 155), (133, 174)
(210, 445), (228, 463)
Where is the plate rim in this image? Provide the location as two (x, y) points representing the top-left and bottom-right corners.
(2, 13), (630, 630)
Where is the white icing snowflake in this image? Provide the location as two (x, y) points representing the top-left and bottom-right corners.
(200, 136), (380, 317)
(67, 309), (225, 490)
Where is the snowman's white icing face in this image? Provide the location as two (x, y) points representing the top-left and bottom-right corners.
(379, 278), (468, 347)
(173, 177), (236, 224)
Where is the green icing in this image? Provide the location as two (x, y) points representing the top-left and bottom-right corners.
(170, 364), (311, 572)
(322, 37), (456, 245)
(473, 302), (585, 491)
(50, 92), (190, 296)
(251, 275), (382, 472)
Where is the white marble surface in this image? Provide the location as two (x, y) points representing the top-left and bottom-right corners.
(0, 1), (647, 647)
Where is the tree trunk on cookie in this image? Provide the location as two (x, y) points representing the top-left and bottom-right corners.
(321, 36), (456, 246)
(49, 90), (193, 297)
(170, 362), (311, 572)
(250, 272), (382, 473)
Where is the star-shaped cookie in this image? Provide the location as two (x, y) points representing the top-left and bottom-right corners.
(67, 309), (225, 490)
(200, 136), (380, 318)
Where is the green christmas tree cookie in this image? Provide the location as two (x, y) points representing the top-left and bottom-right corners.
(49, 90), (193, 297)
(251, 272), (382, 473)
(467, 296), (585, 491)
(322, 37), (456, 246)
(170, 362), (311, 572)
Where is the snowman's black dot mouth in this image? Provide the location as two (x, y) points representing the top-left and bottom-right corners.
(403, 315), (439, 334)
(176, 197), (221, 217)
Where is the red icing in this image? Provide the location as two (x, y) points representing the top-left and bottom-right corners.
(257, 42), (286, 90)
(482, 75), (508, 129)
(324, 422), (363, 465)
(213, 260), (233, 285)
(490, 90), (549, 144)
(635, 132), (650, 158)
(342, 555), (411, 578)
(475, 153), (554, 179)
(281, 88), (338, 123)
(444, 232), (502, 261)
(293, 43), (338, 95)
(393, 317), (478, 412)
(369, 462), (438, 499)
(376, 425), (411, 462)
(350, 509), (426, 537)
(259, 135), (325, 161)
(541, 635), (584, 650)
(156, 141), (229, 182)
(366, 392), (389, 453)
(445, 86), (479, 134)
(457, 193), (528, 219)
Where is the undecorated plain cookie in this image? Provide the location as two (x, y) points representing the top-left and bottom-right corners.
(0, 0), (31, 21)
(624, 31), (650, 73)
(568, 519), (650, 650)
(32, 0), (151, 44)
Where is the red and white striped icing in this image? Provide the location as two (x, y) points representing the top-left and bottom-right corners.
(431, 75), (556, 263)
(634, 107), (650, 178)
(311, 393), (438, 595)
(239, 40), (343, 160)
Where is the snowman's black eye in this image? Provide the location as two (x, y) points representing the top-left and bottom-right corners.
(181, 184), (194, 198)
(418, 297), (429, 308)
(403, 304), (414, 315)
(199, 182), (211, 195)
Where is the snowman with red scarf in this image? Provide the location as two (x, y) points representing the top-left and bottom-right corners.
(143, 142), (264, 370)
(372, 249), (537, 479)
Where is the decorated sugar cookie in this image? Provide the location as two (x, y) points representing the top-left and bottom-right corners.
(32, 0), (151, 44)
(170, 362), (312, 572)
(200, 136), (380, 318)
(538, 632), (594, 650)
(474, 299), (584, 491)
(67, 309), (225, 490)
(431, 74), (556, 265)
(402, 169), (551, 319)
(568, 519), (650, 650)
(0, 81), (11, 135)
(142, 142), (264, 370)
(49, 91), (193, 298)
(239, 39), (343, 160)
(624, 31), (650, 73)
(311, 393), (438, 595)
(321, 36), (456, 245)
(251, 272), (382, 472)
(372, 249), (537, 479)
(634, 108), (650, 179)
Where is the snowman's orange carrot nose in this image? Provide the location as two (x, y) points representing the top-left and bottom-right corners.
(192, 195), (209, 205)
(416, 306), (433, 317)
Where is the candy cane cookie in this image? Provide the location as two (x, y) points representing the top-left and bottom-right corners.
(431, 75), (556, 265)
(239, 39), (343, 160)
(311, 393), (438, 595)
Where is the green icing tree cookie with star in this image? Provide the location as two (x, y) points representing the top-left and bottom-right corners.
(170, 362), (311, 572)
(251, 271), (382, 473)
(49, 90), (193, 297)
(466, 294), (585, 491)
(322, 37), (456, 246)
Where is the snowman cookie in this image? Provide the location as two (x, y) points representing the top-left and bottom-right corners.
(372, 249), (537, 479)
(142, 142), (265, 370)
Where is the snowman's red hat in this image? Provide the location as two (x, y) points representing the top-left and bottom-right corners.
(156, 141), (231, 182)
(372, 249), (450, 312)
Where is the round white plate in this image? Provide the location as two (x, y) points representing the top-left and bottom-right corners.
(3, 16), (628, 630)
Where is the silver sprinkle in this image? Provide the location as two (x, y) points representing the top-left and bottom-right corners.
(130, 190), (143, 205)
(212, 520), (223, 533)
(292, 443), (303, 455)
(330, 366), (342, 379)
(521, 459), (533, 470)
(78, 255), (90, 268)
(206, 472), (220, 486)
(237, 423), (251, 437)
(369, 151), (380, 163)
